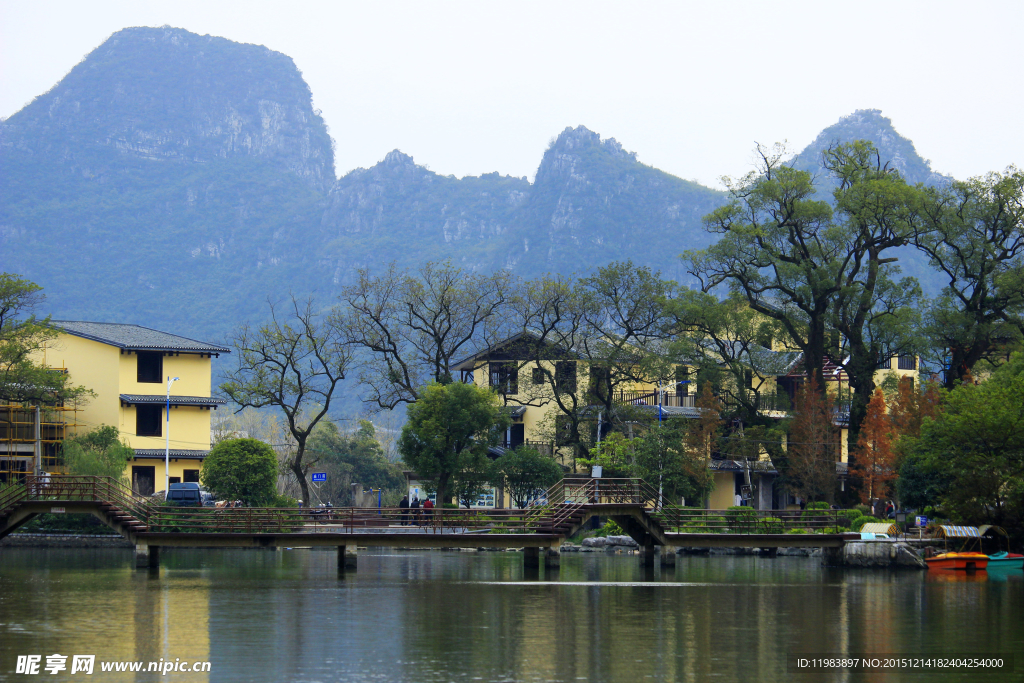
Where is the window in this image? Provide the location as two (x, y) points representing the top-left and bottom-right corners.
(137, 352), (163, 383)
(489, 363), (518, 395)
(183, 469), (200, 483)
(168, 477), (181, 485)
(137, 405), (162, 437)
(744, 369), (753, 390)
(532, 367), (546, 385)
(897, 355), (917, 370)
(555, 361), (576, 393)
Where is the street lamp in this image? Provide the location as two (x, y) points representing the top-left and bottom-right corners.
(165, 375), (180, 495)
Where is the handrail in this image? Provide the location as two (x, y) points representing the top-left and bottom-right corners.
(2, 476), (846, 538)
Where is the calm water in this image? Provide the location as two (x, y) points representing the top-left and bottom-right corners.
(0, 547), (1020, 682)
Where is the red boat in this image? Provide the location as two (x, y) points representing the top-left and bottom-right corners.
(926, 552), (989, 571)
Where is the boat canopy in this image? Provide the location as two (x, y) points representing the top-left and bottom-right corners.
(978, 525), (1007, 538)
(860, 522), (900, 535)
(937, 525), (980, 538)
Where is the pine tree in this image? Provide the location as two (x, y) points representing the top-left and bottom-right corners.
(785, 378), (839, 504)
(850, 387), (896, 505)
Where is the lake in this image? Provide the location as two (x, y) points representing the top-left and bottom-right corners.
(0, 547), (1020, 682)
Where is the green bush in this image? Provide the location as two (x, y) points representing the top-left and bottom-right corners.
(805, 501), (831, 510)
(200, 438), (278, 507)
(759, 516), (784, 534)
(854, 504), (872, 516)
(592, 519), (624, 537)
(61, 425), (133, 483)
(836, 509), (862, 522)
(786, 528), (809, 535)
(851, 515), (881, 532)
(724, 506), (758, 527)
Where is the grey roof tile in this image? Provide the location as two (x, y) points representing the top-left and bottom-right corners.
(133, 449), (209, 460)
(52, 321), (230, 354)
(119, 394), (225, 407)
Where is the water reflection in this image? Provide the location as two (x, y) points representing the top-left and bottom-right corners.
(0, 548), (1020, 683)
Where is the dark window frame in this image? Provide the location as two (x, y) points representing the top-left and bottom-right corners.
(136, 404), (162, 437)
(532, 367), (546, 385)
(137, 352), (163, 383)
(555, 361), (577, 394)
(489, 362), (519, 395)
(897, 355), (917, 370)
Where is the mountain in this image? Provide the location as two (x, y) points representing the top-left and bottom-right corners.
(790, 108), (950, 187)
(1, 27), (954, 348)
(317, 126), (723, 284)
(0, 26), (334, 339)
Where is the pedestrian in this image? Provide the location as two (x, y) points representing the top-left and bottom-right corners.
(423, 498), (434, 526)
(398, 494), (410, 526)
(411, 495), (422, 526)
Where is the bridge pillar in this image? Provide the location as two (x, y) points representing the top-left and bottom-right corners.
(544, 545), (561, 570)
(523, 546), (540, 569)
(639, 543), (656, 567)
(135, 543), (158, 569)
(659, 546), (676, 567)
(338, 545), (358, 570)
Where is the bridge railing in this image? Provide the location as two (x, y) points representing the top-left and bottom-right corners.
(5, 474), (153, 524)
(141, 505), (561, 535)
(545, 478), (662, 506)
(650, 507), (844, 534)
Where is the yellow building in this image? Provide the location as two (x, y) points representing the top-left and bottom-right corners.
(40, 321), (229, 495)
(451, 332), (920, 510)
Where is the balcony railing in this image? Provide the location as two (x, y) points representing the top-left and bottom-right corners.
(496, 439), (555, 456)
(616, 390), (695, 408)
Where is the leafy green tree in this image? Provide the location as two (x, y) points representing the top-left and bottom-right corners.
(634, 421), (714, 507)
(488, 446), (563, 508)
(904, 353), (1024, 536)
(221, 295), (351, 507)
(200, 438), (279, 507)
(61, 425), (133, 483)
(0, 273), (90, 404)
(397, 381), (509, 507)
(306, 419), (403, 505)
(687, 142), (925, 449)
(916, 168), (1024, 387)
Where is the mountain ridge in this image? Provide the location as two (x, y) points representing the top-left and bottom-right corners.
(1, 26), (952, 345)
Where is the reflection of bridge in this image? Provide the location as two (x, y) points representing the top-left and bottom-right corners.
(1, 476), (856, 569)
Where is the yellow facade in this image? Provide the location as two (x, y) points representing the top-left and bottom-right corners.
(36, 322), (228, 494)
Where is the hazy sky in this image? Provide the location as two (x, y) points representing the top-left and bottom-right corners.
(2, 1), (1022, 187)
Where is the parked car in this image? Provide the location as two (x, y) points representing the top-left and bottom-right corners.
(166, 482), (202, 507)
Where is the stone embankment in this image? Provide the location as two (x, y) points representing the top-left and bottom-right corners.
(1, 533), (132, 548)
(830, 540), (927, 569)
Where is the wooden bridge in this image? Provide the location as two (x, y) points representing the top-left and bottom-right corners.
(0, 475), (857, 569)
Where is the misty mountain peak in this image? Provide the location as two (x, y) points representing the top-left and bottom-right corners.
(791, 108), (949, 186)
(1, 25), (334, 190)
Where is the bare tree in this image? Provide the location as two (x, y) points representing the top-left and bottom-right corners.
(337, 261), (517, 409)
(221, 296), (350, 506)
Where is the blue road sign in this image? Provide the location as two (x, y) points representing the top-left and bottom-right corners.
(311, 472), (327, 483)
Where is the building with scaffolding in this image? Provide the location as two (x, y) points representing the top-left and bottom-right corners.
(0, 400), (79, 484)
(6, 321), (231, 494)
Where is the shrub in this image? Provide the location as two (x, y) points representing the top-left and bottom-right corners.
(724, 506), (758, 527)
(592, 519), (624, 538)
(851, 515), (881, 532)
(786, 528), (809, 534)
(200, 438), (278, 507)
(854, 504), (872, 516)
(61, 425), (133, 483)
(805, 501), (831, 510)
(759, 516), (784, 534)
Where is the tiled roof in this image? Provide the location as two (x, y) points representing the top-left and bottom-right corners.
(132, 449), (209, 460)
(52, 321), (230, 354)
(119, 394), (226, 407)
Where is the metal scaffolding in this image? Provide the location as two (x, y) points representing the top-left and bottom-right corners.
(0, 403), (79, 483)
